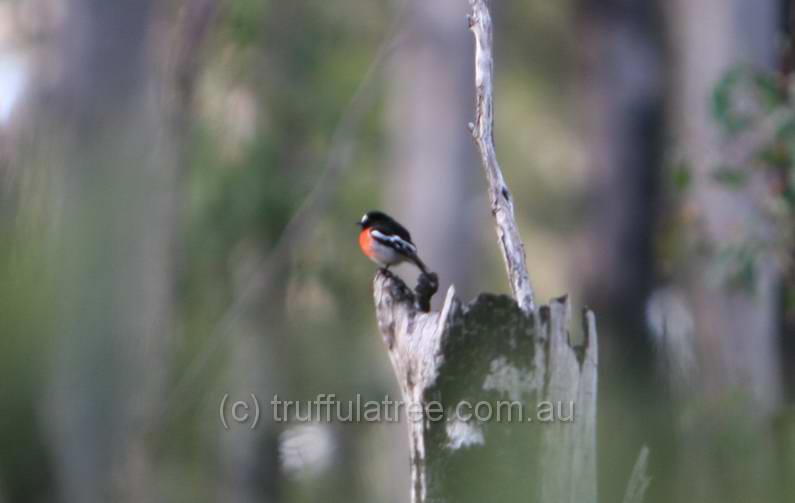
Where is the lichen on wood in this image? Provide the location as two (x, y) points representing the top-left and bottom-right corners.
(374, 270), (598, 503)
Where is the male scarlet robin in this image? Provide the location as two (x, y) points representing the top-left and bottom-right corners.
(356, 211), (429, 273)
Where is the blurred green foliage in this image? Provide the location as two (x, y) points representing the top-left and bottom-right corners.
(705, 66), (795, 295)
(13, 0), (793, 502)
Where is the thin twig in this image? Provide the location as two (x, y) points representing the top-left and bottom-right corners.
(467, 0), (535, 313)
(622, 445), (652, 503)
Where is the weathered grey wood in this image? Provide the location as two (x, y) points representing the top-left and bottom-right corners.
(374, 270), (598, 503)
(467, 0), (535, 313)
(539, 303), (598, 503)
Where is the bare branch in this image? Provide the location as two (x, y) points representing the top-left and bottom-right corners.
(468, 0), (535, 313)
(622, 445), (652, 503)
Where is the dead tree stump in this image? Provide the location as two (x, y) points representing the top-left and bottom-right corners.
(370, 2), (650, 502)
(374, 270), (597, 503)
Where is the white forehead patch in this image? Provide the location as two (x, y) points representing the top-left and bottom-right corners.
(360, 214), (368, 223)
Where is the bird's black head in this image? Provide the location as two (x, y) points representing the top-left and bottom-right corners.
(356, 210), (392, 229)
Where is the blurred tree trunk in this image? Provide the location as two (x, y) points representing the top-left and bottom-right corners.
(575, 0), (663, 362)
(44, 1), (213, 501)
(386, 0), (481, 302)
(573, 2), (668, 501)
(217, 252), (284, 503)
(218, 294), (282, 503)
(666, 1), (783, 501)
(781, 0), (795, 407)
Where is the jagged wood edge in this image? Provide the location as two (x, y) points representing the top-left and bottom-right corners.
(374, 271), (598, 502)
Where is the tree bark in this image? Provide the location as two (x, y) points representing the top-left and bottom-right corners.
(374, 271), (597, 503)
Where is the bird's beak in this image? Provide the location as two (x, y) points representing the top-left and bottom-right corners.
(355, 221), (363, 227)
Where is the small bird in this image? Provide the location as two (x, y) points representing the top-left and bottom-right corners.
(356, 211), (428, 273)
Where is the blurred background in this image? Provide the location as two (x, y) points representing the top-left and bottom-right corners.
(0, 0), (793, 502)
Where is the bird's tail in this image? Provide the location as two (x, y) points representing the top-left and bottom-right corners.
(409, 253), (429, 275)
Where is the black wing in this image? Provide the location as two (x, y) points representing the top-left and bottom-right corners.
(377, 213), (413, 244)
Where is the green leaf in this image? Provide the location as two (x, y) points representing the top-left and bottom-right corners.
(753, 72), (785, 110)
(671, 162), (692, 191)
(713, 241), (763, 293)
(712, 68), (753, 136)
(775, 115), (795, 142)
(712, 166), (749, 188)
